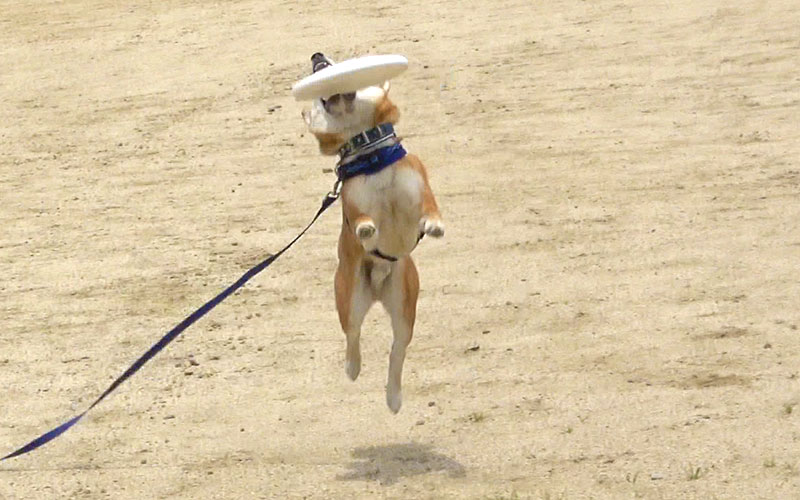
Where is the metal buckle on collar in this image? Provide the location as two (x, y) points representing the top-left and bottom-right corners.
(351, 132), (368, 150)
(339, 124), (394, 159)
(365, 126), (384, 142)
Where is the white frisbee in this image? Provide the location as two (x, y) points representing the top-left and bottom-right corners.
(292, 54), (408, 101)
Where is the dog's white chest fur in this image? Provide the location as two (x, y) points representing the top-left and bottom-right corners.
(344, 164), (423, 257)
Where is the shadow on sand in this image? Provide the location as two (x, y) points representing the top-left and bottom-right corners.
(336, 442), (466, 486)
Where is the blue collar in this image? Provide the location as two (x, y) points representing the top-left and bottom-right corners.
(336, 142), (407, 182)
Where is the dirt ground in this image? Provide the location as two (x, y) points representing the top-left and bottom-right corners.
(1, 0), (799, 498)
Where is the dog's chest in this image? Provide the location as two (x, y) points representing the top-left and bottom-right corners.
(346, 165), (423, 218)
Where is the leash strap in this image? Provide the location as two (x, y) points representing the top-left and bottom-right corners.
(1, 193), (339, 461)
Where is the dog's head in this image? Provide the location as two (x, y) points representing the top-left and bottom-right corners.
(302, 52), (400, 156)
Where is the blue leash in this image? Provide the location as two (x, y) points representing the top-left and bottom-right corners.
(1, 191), (339, 461)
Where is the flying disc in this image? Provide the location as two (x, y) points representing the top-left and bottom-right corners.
(292, 54), (408, 101)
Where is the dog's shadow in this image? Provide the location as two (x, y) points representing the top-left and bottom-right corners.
(336, 442), (466, 486)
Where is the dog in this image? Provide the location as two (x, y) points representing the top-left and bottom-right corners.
(301, 53), (444, 413)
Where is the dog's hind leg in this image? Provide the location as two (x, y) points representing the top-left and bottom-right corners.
(379, 256), (419, 413)
(335, 258), (373, 381)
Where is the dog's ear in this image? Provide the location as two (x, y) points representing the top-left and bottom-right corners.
(373, 90), (399, 126)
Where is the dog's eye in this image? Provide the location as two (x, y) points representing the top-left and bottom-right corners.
(343, 93), (356, 102)
(327, 94), (341, 105)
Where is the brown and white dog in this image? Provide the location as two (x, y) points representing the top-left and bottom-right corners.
(301, 53), (444, 413)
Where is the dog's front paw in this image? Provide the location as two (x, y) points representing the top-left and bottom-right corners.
(356, 220), (377, 241)
(420, 216), (445, 238)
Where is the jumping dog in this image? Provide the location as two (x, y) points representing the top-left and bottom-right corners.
(301, 53), (444, 413)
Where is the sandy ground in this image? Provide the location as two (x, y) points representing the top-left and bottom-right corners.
(1, 0), (799, 498)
